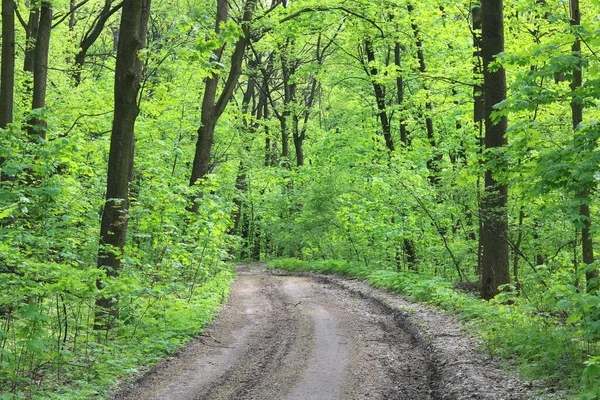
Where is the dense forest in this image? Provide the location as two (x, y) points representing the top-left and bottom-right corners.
(1, 0), (600, 397)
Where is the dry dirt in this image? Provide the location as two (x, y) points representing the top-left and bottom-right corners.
(114, 263), (543, 400)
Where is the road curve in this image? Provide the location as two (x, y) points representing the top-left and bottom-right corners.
(115, 264), (532, 400)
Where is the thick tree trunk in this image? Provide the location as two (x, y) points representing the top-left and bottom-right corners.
(0, 0), (15, 128)
(95, 0), (150, 329)
(480, 0), (510, 300)
(28, 1), (52, 139)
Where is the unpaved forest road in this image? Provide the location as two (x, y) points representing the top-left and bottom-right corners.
(115, 264), (537, 400)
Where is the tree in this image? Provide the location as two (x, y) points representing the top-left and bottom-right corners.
(0, 0), (15, 129)
(189, 0), (255, 212)
(95, 0), (151, 329)
(28, 1), (52, 139)
(479, 0), (510, 300)
(72, 0), (123, 84)
(569, 0), (598, 292)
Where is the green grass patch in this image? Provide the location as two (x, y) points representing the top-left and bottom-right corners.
(268, 258), (600, 399)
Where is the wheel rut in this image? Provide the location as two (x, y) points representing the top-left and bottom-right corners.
(114, 263), (533, 400)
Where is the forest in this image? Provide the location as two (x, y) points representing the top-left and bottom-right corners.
(0, 0), (599, 397)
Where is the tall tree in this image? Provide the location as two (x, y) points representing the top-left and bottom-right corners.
(72, 0), (123, 84)
(569, 0), (598, 292)
(0, 0), (15, 129)
(95, 0), (150, 329)
(189, 0), (255, 211)
(28, 1), (52, 139)
(480, 0), (510, 300)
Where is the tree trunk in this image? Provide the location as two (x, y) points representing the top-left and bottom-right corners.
(364, 39), (394, 152)
(189, 0), (255, 210)
(72, 0), (123, 84)
(407, 4), (439, 183)
(568, 0), (597, 291)
(480, 0), (510, 300)
(394, 42), (408, 145)
(95, 0), (150, 330)
(28, 1), (52, 139)
(0, 0), (15, 128)
(23, 6), (39, 74)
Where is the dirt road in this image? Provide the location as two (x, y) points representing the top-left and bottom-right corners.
(115, 264), (533, 400)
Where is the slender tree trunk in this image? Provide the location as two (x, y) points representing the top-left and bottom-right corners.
(394, 41), (408, 145)
(568, 0), (597, 291)
(72, 0), (122, 84)
(23, 6), (39, 74)
(28, 1), (52, 139)
(480, 0), (510, 300)
(95, 0), (150, 330)
(407, 4), (439, 182)
(364, 39), (394, 152)
(292, 115), (304, 166)
(0, 0), (15, 128)
(189, 0), (255, 211)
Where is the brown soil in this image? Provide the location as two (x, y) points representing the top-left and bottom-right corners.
(114, 263), (544, 400)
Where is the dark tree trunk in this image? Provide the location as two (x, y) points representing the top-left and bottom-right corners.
(394, 42), (408, 145)
(28, 1), (52, 139)
(480, 0), (510, 300)
(570, 0), (597, 291)
(364, 39), (394, 152)
(407, 4), (439, 183)
(0, 0), (15, 128)
(72, 0), (123, 84)
(95, 0), (150, 329)
(280, 50), (295, 166)
(472, 6), (484, 123)
(189, 0), (255, 211)
(23, 6), (39, 74)
(292, 115), (304, 166)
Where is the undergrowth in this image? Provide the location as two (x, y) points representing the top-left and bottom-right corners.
(268, 258), (600, 399)
(0, 268), (234, 400)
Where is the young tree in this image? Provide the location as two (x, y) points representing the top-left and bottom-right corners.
(480, 0), (510, 300)
(95, 0), (150, 329)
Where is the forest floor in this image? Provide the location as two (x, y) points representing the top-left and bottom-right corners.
(113, 263), (542, 400)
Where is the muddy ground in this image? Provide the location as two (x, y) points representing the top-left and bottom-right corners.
(114, 264), (547, 400)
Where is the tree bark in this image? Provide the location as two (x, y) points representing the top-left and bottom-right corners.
(407, 4), (439, 183)
(72, 0), (123, 84)
(569, 0), (597, 291)
(28, 1), (52, 139)
(364, 39), (394, 152)
(189, 0), (255, 211)
(95, 0), (150, 329)
(23, 6), (39, 74)
(480, 0), (510, 300)
(394, 42), (408, 145)
(0, 0), (15, 128)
